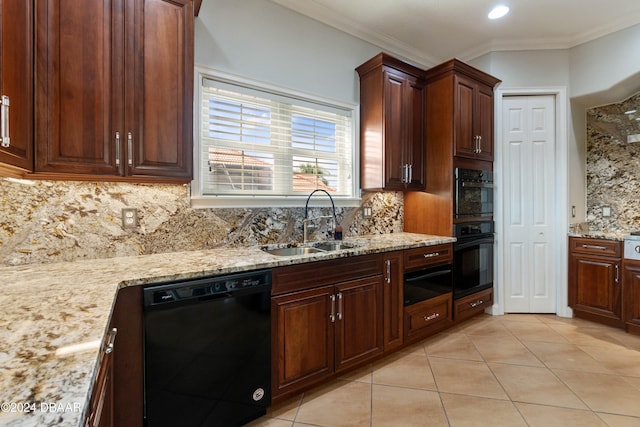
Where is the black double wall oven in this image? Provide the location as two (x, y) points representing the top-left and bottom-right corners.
(453, 167), (495, 301)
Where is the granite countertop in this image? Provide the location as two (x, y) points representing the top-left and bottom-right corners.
(0, 232), (453, 426)
(568, 231), (628, 241)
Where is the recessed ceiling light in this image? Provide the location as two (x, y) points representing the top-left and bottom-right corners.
(488, 5), (510, 20)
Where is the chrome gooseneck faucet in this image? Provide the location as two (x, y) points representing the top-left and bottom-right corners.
(303, 189), (338, 244)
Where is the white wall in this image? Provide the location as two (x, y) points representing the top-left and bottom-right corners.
(195, 0), (382, 105)
(195, 0), (640, 226)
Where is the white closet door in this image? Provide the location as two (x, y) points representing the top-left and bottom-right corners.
(502, 95), (556, 313)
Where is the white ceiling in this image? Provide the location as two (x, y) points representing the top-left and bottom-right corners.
(270, 0), (640, 67)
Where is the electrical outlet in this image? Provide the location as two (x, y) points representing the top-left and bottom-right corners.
(121, 208), (138, 229)
(602, 206), (612, 217)
(362, 205), (372, 218)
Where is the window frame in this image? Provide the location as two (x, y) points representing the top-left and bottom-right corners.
(191, 67), (361, 208)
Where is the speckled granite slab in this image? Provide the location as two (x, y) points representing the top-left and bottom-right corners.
(0, 232), (453, 426)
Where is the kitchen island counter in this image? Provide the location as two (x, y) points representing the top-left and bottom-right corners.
(0, 232), (453, 426)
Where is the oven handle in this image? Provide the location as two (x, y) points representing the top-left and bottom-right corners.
(461, 181), (494, 188)
(405, 269), (452, 283)
(455, 236), (494, 250)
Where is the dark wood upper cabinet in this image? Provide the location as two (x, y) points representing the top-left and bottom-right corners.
(424, 59), (501, 163)
(453, 74), (495, 161)
(0, 0), (34, 175)
(35, 0), (193, 182)
(357, 53), (425, 191)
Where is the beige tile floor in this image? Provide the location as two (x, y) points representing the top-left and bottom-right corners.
(247, 314), (640, 427)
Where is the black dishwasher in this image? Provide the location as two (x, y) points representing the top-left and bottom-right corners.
(143, 269), (272, 427)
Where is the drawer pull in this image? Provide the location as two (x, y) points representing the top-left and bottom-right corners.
(424, 313), (440, 321)
(423, 252), (440, 258)
(103, 328), (117, 354)
(581, 244), (607, 251)
(469, 299), (484, 308)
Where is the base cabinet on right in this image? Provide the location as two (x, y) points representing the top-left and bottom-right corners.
(623, 260), (640, 335)
(454, 287), (493, 322)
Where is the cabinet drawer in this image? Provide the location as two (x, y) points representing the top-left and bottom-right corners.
(569, 237), (621, 257)
(403, 244), (452, 272)
(272, 254), (383, 295)
(454, 288), (493, 322)
(404, 292), (452, 341)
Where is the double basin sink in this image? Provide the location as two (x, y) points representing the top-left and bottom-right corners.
(261, 241), (359, 256)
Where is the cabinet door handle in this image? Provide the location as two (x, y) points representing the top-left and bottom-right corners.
(469, 299), (484, 308)
(615, 264), (620, 284)
(1, 95), (9, 148)
(329, 294), (336, 323)
(408, 163), (413, 183)
(424, 313), (440, 322)
(115, 132), (121, 167)
(127, 132), (133, 166)
(103, 328), (118, 354)
(385, 259), (391, 284)
(336, 292), (343, 321)
(477, 135), (482, 153)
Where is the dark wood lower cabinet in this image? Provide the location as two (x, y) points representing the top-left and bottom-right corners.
(568, 237), (623, 328)
(85, 286), (143, 427)
(623, 260), (640, 335)
(271, 274), (383, 400)
(84, 329), (115, 427)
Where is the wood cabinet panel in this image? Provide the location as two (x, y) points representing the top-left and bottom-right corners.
(623, 260), (640, 334)
(357, 53), (424, 191)
(453, 287), (493, 322)
(403, 59), (500, 237)
(569, 237), (622, 257)
(568, 237), (623, 328)
(382, 251), (403, 351)
(453, 74), (496, 161)
(126, 0), (193, 180)
(404, 292), (452, 342)
(271, 285), (335, 396)
(403, 243), (453, 272)
(35, 0), (120, 175)
(0, 0), (33, 174)
(335, 276), (383, 372)
(85, 328), (115, 427)
(34, 0), (192, 182)
(271, 253), (383, 295)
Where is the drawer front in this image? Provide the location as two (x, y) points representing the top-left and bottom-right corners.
(404, 244), (452, 272)
(454, 288), (493, 322)
(272, 253), (383, 295)
(569, 237), (621, 257)
(404, 292), (452, 340)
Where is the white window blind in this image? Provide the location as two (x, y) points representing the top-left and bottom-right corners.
(200, 76), (355, 199)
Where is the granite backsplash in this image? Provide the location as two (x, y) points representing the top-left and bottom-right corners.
(0, 178), (404, 266)
(586, 91), (640, 234)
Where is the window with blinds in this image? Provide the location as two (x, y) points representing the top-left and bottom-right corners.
(198, 75), (356, 201)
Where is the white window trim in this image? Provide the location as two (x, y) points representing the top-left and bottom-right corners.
(191, 65), (361, 209)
